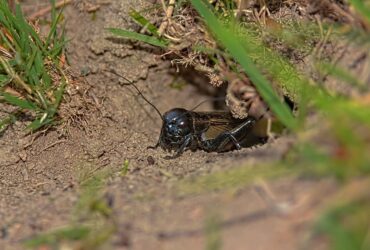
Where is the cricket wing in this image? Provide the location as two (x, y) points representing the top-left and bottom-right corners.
(195, 112), (245, 140)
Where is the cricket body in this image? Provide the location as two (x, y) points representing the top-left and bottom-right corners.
(150, 108), (268, 159)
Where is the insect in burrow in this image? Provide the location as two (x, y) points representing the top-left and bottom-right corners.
(108, 70), (268, 159)
(148, 108), (268, 159)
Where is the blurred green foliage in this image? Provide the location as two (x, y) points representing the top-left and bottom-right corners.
(25, 167), (117, 249)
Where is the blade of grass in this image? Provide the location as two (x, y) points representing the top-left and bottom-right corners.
(107, 28), (169, 48)
(0, 113), (16, 132)
(1, 92), (38, 110)
(45, 2), (63, 52)
(315, 200), (370, 250)
(14, 4), (45, 53)
(179, 163), (292, 194)
(0, 1), (22, 44)
(316, 62), (367, 91)
(27, 116), (53, 131)
(49, 38), (69, 59)
(349, 0), (370, 24)
(129, 8), (160, 36)
(0, 55), (33, 94)
(205, 213), (222, 250)
(0, 28), (16, 54)
(24, 226), (90, 248)
(52, 80), (66, 114)
(0, 74), (11, 87)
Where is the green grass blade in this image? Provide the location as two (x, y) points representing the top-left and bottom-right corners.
(27, 116), (53, 131)
(107, 28), (169, 48)
(45, 2), (63, 52)
(0, 113), (16, 132)
(25, 46), (38, 75)
(33, 50), (44, 77)
(50, 38), (69, 59)
(53, 81), (66, 108)
(0, 26), (16, 53)
(0, 6), (21, 50)
(24, 226), (90, 248)
(349, 0), (370, 24)
(42, 71), (52, 88)
(50, 0), (57, 27)
(179, 164), (292, 194)
(190, 0), (297, 129)
(0, 74), (11, 87)
(14, 4), (44, 51)
(129, 9), (160, 36)
(15, 5), (31, 53)
(316, 62), (367, 91)
(1, 93), (38, 110)
(315, 201), (370, 250)
(28, 67), (38, 86)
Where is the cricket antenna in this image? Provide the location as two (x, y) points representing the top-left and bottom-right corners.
(105, 70), (163, 120)
(189, 97), (225, 111)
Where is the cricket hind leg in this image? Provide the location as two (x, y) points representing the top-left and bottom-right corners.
(239, 117), (270, 148)
(202, 117), (257, 153)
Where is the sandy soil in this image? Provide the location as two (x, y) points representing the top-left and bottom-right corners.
(2, 0), (363, 249)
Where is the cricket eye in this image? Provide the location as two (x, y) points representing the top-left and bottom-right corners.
(177, 119), (188, 128)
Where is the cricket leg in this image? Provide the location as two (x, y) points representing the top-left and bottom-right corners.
(164, 135), (192, 159)
(147, 140), (160, 149)
(147, 130), (164, 150)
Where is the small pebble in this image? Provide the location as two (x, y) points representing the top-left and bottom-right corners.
(19, 150), (28, 161)
(147, 156), (155, 165)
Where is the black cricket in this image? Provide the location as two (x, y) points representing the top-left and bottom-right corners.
(109, 70), (267, 159)
(149, 108), (266, 159)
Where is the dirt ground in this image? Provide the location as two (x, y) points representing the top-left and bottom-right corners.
(1, 0), (362, 249)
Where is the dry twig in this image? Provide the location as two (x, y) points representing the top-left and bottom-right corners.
(29, 0), (72, 21)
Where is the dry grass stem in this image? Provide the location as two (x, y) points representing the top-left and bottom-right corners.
(158, 0), (176, 37)
(29, 0), (72, 21)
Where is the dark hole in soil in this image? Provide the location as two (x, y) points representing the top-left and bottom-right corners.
(176, 66), (227, 111)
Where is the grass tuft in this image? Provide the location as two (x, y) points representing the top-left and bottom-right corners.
(0, 0), (67, 132)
